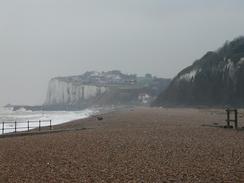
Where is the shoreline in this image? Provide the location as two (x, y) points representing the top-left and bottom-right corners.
(0, 107), (244, 182)
(0, 105), (134, 137)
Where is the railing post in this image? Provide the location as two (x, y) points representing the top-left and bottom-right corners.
(15, 121), (17, 133)
(39, 120), (41, 131)
(235, 109), (238, 129)
(226, 109), (230, 127)
(27, 120), (30, 132)
(49, 120), (52, 131)
(2, 122), (4, 134)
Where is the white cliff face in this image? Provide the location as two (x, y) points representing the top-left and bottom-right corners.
(45, 78), (107, 105)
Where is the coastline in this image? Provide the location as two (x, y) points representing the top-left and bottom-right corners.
(0, 105), (133, 137)
(0, 107), (244, 182)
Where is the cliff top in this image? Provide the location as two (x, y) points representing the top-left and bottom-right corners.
(51, 70), (170, 88)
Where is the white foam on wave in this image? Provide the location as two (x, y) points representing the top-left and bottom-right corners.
(0, 107), (98, 134)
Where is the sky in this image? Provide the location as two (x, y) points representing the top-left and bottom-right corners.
(0, 0), (244, 106)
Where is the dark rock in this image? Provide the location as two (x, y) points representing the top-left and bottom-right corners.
(224, 125), (233, 129)
(153, 36), (244, 107)
(97, 117), (103, 121)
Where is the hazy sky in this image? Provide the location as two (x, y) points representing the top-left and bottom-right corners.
(0, 0), (244, 105)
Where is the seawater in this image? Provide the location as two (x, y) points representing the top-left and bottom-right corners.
(0, 107), (98, 134)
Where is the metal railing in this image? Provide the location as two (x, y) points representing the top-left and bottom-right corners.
(1, 120), (52, 135)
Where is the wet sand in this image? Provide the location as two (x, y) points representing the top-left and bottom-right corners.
(0, 107), (244, 182)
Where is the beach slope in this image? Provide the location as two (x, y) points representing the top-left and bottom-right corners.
(0, 107), (244, 182)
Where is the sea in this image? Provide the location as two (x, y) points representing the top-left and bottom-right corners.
(0, 106), (99, 135)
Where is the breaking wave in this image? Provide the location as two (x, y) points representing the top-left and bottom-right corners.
(0, 107), (98, 134)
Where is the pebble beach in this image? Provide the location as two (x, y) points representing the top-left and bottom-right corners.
(0, 107), (244, 182)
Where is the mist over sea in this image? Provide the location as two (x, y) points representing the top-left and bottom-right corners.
(0, 107), (98, 134)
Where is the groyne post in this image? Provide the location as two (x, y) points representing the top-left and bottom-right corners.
(225, 108), (238, 130)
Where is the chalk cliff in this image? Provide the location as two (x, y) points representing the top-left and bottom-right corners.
(45, 78), (107, 105)
(45, 71), (170, 109)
